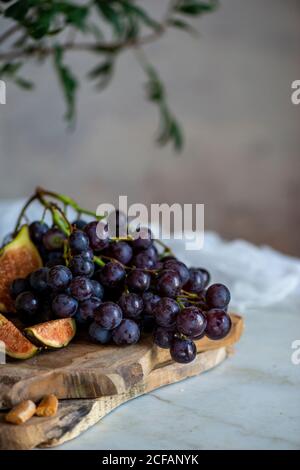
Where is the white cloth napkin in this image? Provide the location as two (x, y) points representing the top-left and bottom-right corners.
(1, 199), (299, 314)
(166, 234), (300, 313)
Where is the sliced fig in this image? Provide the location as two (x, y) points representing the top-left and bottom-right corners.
(24, 318), (76, 349)
(0, 313), (38, 359)
(0, 225), (42, 313)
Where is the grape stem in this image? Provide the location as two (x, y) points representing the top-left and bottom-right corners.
(14, 193), (38, 234)
(36, 191), (72, 236)
(111, 236), (134, 241)
(63, 240), (71, 266)
(176, 298), (185, 309)
(36, 187), (105, 220)
(180, 290), (199, 299)
(97, 255), (159, 274)
(93, 256), (106, 268)
(14, 187), (175, 262)
(14, 186), (105, 234)
(155, 239), (174, 256)
(177, 297), (203, 305)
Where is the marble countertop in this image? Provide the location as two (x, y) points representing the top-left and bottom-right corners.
(56, 302), (300, 450)
(54, 234), (300, 450)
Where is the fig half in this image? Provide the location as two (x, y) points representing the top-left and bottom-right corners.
(0, 313), (38, 359)
(0, 225), (42, 313)
(24, 318), (76, 349)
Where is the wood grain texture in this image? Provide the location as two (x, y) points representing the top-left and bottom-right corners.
(0, 314), (244, 450)
(0, 314), (243, 409)
(0, 347), (228, 450)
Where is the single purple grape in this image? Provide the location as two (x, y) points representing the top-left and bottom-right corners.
(163, 260), (190, 285)
(142, 291), (160, 315)
(90, 279), (104, 299)
(131, 227), (153, 250)
(206, 283), (231, 309)
(126, 269), (151, 293)
(94, 301), (123, 330)
(98, 261), (126, 288)
(47, 265), (72, 291)
(77, 296), (102, 321)
(29, 221), (49, 244)
(156, 270), (181, 298)
(70, 276), (93, 301)
(52, 294), (78, 318)
(89, 322), (112, 344)
(154, 327), (175, 349)
(43, 227), (66, 251)
(170, 338), (197, 364)
(70, 254), (95, 278)
(142, 244), (158, 261)
(15, 291), (39, 315)
(29, 267), (50, 294)
(107, 241), (133, 265)
(205, 309), (232, 340)
(199, 268), (210, 288)
(69, 230), (90, 254)
(10, 278), (30, 299)
(112, 319), (140, 345)
(118, 292), (143, 319)
(176, 306), (207, 339)
(84, 221), (109, 252)
(132, 251), (156, 270)
(183, 268), (205, 294)
(153, 297), (180, 328)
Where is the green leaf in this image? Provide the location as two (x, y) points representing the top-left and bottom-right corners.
(0, 62), (34, 90)
(88, 57), (115, 91)
(0, 62), (23, 77)
(4, 0), (36, 21)
(28, 13), (52, 39)
(142, 61), (184, 151)
(145, 65), (165, 102)
(167, 18), (198, 36)
(175, 0), (218, 16)
(121, 2), (160, 31)
(54, 46), (78, 122)
(95, 1), (125, 37)
(56, 3), (89, 31)
(156, 106), (184, 152)
(88, 60), (114, 80)
(14, 77), (34, 90)
(124, 13), (140, 41)
(170, 119), (184, 152)
(5, 1), (88, 37)
(47, 27), (64, 36)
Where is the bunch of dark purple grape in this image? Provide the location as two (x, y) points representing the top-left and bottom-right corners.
(10, 214), (232, 364)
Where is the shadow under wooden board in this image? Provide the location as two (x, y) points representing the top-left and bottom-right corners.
(0, 314), (244, 450)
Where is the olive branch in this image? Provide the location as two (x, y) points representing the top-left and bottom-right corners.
(0, 0), (218, 150)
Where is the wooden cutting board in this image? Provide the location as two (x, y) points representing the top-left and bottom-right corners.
(0, 314), (244, 450)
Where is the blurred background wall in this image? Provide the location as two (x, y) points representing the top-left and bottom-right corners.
(0, 0), (299, 256)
